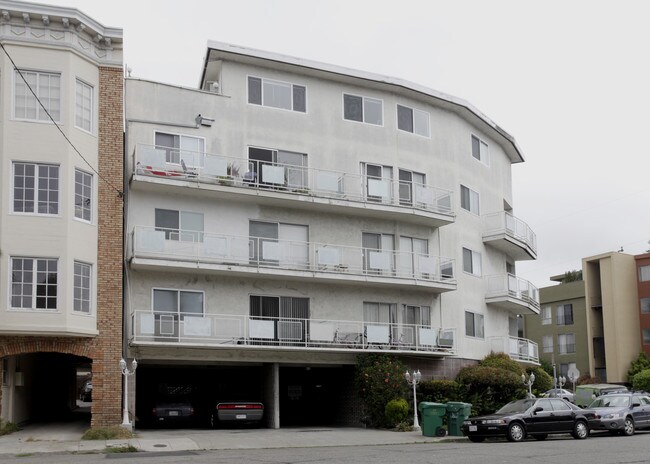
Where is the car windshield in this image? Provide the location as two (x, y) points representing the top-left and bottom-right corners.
(496, 399), (537, 414)
(590, 395), (630, 408)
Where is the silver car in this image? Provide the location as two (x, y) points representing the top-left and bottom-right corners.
(544, 388), (575, 403)
(588, 393), (650, 436)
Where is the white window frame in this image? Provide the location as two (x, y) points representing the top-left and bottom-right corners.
(640, 265), (650, 282)
(75, 78), (94, 133)
(247, 75), (307, 113)
(13, 69), (62, 122)
(155, 208), (204, 242)
(397, 104), (430, 137)
(556, 304), (574, 326)
(541, 306), (552, 325)
(643, 328), (650, 345)
(12, 162), (60, 216)
(542, 335), (553, 353)
(460, 184), (480, 215)
(471, 134), (489, 165)
(641, 297), (650, 314)
(462, 247), (482, 276)
(465, 311), (484, 339)
(10, 257), (58, 311)
(152, 287), (205, 320)
(558, 333), (576, 354)
(74, 168), (93, 223)
(73, 261), (92, 314)
(154, 131), (206, 168)
(343, 93), (383, 126)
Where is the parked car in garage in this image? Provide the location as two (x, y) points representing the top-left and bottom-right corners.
(79, 379), (92, 402)
(152, 395), (196, 425)
(588, 392), (650, 436)
(210, 401), (264, 428)
(461, 397), (597, 442)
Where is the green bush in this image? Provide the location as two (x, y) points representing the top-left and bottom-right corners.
(632, 369), (650, 392)
(82, 426), (134, 440)
(479, 352), (524, 375)
(538, 358), (554, 377)
(385, 398), (409, 427)
(456, 365), (526, 416)
(419, 379), (460, 403)
(355, 354), (409, 428)
(627, 352), (650, 383)
(0, 420), (19, 436)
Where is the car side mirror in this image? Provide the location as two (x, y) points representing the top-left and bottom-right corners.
(632, 402), (641, 408)
(533, 407), (543, 415)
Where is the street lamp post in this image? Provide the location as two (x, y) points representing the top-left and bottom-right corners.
(521, 372), (535, 399)
(405, 370), (422, 432)
(557, 375), (567, 391)
(119, 358), (138, 431)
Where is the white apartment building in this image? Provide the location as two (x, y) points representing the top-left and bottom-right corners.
(124, 42), (539, 428)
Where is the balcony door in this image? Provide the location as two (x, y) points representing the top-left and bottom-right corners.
(362, 163), (392, 203)
(402, 305), (431, 345)
(250, 295), (309, 344)
(362, 232), (394, 276)
(398, 169), (425, 206)
(249, 221), (308, 268)
(248, 147), (307, 189)
(398, 236), (428, 278)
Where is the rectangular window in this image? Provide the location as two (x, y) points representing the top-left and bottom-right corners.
(11, 257), (58, 310)
(460, 185), (480, 214)
(462, 247), (482, 276)
(362, 163), (393, 202)
(362, 232), (395, 275)
(13, 162), (59, 215)
(74, 169), (92, 222)
(75, 79), (93, 132)
(2, 359), (7, 386)
(641, 298), (650, 314)
(14, 70), (61, 121)
(541, 306), (552, 325)
(155, 209), (204, 242)
(643, 329), (650, 345)
(247, 76), (306, 112)
(250, 295), (309, 343)
(364, 302), (397, 324)
(471, 135), (489, 164)
(558, 333), (576, 354)
(465, 311), (484, 338)
(249, 221), (309, 267)
(247, 147), (308, 189)
(542, 335), (553, 353)
(640, 265), (650, 282)
(397, 105), (430, 137)
(556, 304), (574, 325)
(154, 131), (205, 167)
(398, 169), (425, 206)
(343, 93), (382, 125)
(153, 288), (204, 320)
(73, 261), (92, 313)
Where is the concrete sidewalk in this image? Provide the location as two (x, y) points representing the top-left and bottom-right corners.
(0, 425), (466, 456)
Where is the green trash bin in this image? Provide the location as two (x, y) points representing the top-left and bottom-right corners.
(418, 402), (447, 437)
(446, 402), (472, 436)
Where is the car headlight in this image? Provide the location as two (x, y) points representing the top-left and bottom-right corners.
(602, 413), (621, 420)
(482, 419), (506, 425)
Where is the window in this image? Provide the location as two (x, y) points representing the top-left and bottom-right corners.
(471, 135), (489, 164)
(541, 306), (552, 325)
(155, 209), (204, 242)
(74, 169), (92, 222)
(14, 70), (61, 121)
(558, 333), (575, 354)
(460, 185), (480, 214)
(73, 261), (92, 313)
(75, 79), (93, 132)
(398, 236), (428, 278)
(362, 232), (395, 275)
(249, 221), (309, 266)
(362, 163), (393, 202)
(641, 298), (650, 314)
(644, 329), (650, 345)
(343, 93), (382, 125)
(250, 295), (309, 343)
(154, 131), (205, 167)
(397, 105), (430, 137)
(11, 257), (58, 310)
(560, 362), (576, 377)
(364, 302), (397, 324)
(465, 311), (484, 338)
(640, 265), (650, 282)
(556, 304), (574, 325)
(153, 288), (204, 319)
(542, 335), (553, 353)
(13, 162), (59, 215)
(247, 76), (306, 112)
(2, 359), (7, 386)
(247, 147), (308, 189)
(398, 169), (426, 206)
(462, 247), (482, 276)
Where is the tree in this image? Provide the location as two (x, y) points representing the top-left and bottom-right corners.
(627, 352), (650, 383)
(632, 369), (650, 392)
(561, 270), (582, 283)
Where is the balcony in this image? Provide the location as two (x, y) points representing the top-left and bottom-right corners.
(482, 212), (537, 260)
(485, 274), (540, 315)
(130, 310), (456, 356)
(490, 336), (539, 364)
(128, 227), (457, 293)
(131, 144), (455, 227)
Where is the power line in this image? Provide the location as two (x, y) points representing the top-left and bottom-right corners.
(0, 42), (124, 199)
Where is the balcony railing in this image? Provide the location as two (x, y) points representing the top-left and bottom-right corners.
(490, 336), (539, 364)
(129, 226), (456, 286)
(485, 274), (540, 312)
(482, 211), (537, 259)
(130, 310), (456, 354)
(133, 144), (454, 217)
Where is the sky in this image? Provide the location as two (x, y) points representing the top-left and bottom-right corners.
(34, 0), (650, 288)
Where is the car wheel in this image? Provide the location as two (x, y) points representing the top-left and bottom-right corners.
(506, 422), (525, 442)
(533, 434), (548, 441)
(572, 420), (589, 439)
(435, 427), (447, 437)
(468, 436), (486, 443)
(623, 417), (635, 436)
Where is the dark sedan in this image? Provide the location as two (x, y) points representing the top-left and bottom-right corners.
(462, 398), (597, 442)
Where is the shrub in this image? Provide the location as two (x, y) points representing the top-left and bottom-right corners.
(577, 374), (600, 385)
(627, 352), (650, 383)
(456, 365), (526, 416)
(632, 369), (650, 392)
(538, 358), (554, 377)
(0, 420), (19, 436)
(479, 352), (524, 375)
(385, 398), (409, 427)
(82, 426), (134, 440)
(419, 379), (460, 404)
(355, 354), (409, 428)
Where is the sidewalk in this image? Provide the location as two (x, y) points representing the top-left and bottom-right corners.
(0, 425), (466, 456)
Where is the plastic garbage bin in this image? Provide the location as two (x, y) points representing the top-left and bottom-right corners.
(418, 402), (447, 437)
(446, 402), (472, 436)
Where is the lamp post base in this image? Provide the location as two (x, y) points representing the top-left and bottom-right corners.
(412, 426), (421, 432)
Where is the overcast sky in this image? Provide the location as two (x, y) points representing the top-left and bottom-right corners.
(36, 0), (650, 288)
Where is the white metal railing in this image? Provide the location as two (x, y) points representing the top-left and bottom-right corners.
(485, 273), (540, 310)
(483, 211), (537, 254)
(133, 144), (454, 216)
(490, 336), (539, 363)
(130, 310), (456, 353)
(129, 226), (456, 284)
